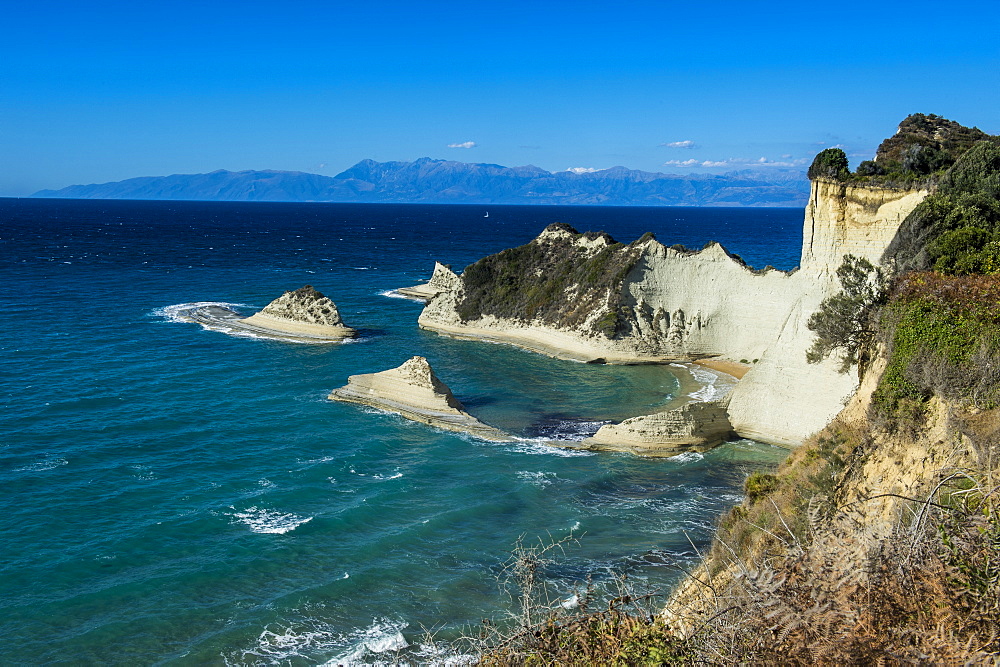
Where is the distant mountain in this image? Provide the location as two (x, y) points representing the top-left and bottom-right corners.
(31, 158), (809, 207)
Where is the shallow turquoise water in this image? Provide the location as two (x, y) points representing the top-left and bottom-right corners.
(0, 200), (795, 663)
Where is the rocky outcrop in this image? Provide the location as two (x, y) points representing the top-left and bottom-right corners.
(329, 356), (513, 442)
(240, 285), (356, 340)
(663, 340), (990, 650)
(418, 179), (930, 448)
(175, 285), (355, 343)
(395, 262), (461, 301)
(580, 400), (734, 456)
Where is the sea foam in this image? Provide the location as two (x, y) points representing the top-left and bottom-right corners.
(229, 506), (313, 534)
(150, 301), (250, 323)
(325, 618), (410, 665)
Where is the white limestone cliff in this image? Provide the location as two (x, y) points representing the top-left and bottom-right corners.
(800, 179), (930, 272)
(329, 356), (513, 442)
(727, 180), (929, 446)
(418, 179), (930, 448)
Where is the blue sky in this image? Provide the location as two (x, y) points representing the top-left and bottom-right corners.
(2, 0), (999, 196)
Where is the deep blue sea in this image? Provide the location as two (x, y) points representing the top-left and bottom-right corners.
(1, 199), (801, 664)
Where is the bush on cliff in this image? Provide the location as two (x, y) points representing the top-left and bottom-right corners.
(807, 148), (850, 181)
(886, 140), (1000, 273)
(821, 114), (999, 189)
(874, 272), (1000, 424)
(874, 113), (993, 175)
(806, 254), (889, 372)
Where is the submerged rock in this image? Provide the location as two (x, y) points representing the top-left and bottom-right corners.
(329, 356), (513, 442)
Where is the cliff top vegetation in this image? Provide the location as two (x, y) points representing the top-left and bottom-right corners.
(809, 113), (999, 189)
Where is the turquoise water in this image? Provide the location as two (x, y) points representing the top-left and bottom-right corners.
(1, 200), (795, 663)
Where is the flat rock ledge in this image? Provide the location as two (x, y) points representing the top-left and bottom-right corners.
(577, 400), (734, 457)
(329, 356), (514, 442)
(240, 285), (356, 341)
(395, 262), (461, 302)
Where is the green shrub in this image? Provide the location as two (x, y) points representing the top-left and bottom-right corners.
(874, 273), (1000, 423)
(887, 142), (1000, 273)
(808, 148), (850, 181)
(745, 472), (779, 502)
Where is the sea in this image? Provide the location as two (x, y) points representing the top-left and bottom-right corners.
(0, 199), (802, 664)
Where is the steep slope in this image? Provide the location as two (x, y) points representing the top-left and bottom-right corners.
(663, 274), (1000, 662)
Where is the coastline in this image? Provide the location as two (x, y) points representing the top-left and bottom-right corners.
(417, 318), (689, 365)
(416, 313), (744, 452)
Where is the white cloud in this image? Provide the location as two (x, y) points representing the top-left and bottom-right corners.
(566, 167), (600, 173)
(447, 141), (477, 149)
(661, 140), (697, 149)
(664, 156), (809, 169)
(749, 156), (809, 167)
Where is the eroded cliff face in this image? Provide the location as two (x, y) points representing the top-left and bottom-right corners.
(419, 180), (930, 447)
(801, 179), (929, 272)
(419, 229), (804, 364)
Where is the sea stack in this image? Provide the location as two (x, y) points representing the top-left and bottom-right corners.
(329, 356), (513, 442)
(240, 285), (356, 340)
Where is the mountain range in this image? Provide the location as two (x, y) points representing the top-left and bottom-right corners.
(31, 158), (810, 207)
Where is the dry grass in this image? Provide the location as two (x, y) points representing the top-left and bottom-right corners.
(462, 419), (999, 665)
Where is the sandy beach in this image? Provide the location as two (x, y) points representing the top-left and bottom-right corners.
(693, 358), (751, 379)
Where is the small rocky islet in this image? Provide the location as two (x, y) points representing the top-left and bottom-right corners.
(329, 356), (514, 442)
(179, 284), (356, 343)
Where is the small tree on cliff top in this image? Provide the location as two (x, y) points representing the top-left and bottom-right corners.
(808, 148), (850, 181)
(807, 255), (889, 372)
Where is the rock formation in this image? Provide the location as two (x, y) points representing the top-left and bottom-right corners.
(395, 262), (462, 301)
(580, 400), (734, 456)
(329, 356), (513, 442)
(417, 181), (930, 448)
(240, 285), (356, 340)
